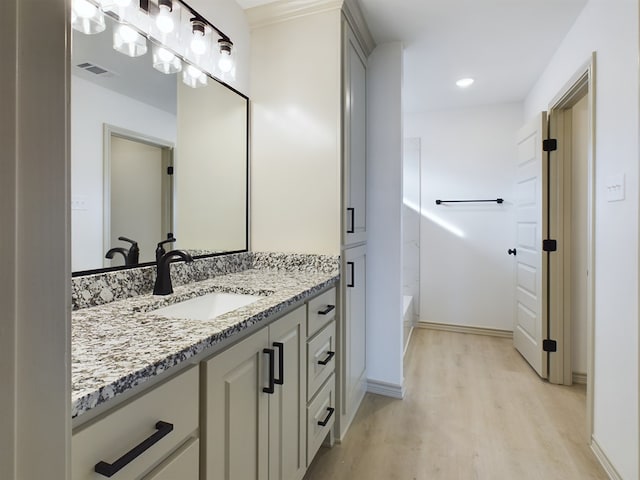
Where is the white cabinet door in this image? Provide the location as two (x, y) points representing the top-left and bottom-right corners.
(343, 20), (368, 246)
(340, 244), (367, 435)
(268, 306), (307, 480)
(202, 328), (270, 480)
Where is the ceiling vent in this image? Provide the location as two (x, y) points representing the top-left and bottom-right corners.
(76, 62), (115, 77)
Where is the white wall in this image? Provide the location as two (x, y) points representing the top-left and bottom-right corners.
(366, 42), (404, 389)
(249, 9), (342, 255)
(405, 103), (522, 332)
(403, 137), (421, 319)
(525, 1), (639, 478)
(71, 76), (176, 271)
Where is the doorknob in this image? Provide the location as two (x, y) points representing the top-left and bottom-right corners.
(508, 248), (517, 256)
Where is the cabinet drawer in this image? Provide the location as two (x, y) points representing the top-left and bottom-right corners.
(307, 321), (336, 398)
(72, 366), (199, 480)
(307, 288), (336, 337)
(143, 438), (199, 480)
(307, 374), (336, 465)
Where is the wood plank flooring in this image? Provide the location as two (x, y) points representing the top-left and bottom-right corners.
(304, 329), (607, 480)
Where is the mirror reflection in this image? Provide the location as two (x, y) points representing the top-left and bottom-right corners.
(71, 14), (248, 273)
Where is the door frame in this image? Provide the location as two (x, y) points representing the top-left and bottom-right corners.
(102, 124), (175, 267)
(546, 53), (596, 440)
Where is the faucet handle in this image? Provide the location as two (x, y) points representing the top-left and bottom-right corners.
(118, 236), (138, 247)
(156, 238), (177, 263)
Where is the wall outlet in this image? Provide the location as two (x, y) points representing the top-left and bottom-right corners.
(606, 174), (625, 202)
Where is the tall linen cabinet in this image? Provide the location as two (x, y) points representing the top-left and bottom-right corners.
(248, 0), (374, 440)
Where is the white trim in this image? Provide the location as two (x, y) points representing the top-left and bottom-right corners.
(366, 379), (405, 399)
(417, 321), (513, 339)
(546, 53), (596, 439)
(341, 0), (376, 56)
(591, 437), (623, 480)
(246, 0), (343, 29)
(572, 372), (587, 385)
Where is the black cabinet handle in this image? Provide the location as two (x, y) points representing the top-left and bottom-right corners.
(318, 305), (335, 315)
(94, 421), (174, 477)
(318, 351), (335, 366)
(508, 248), (517, 256)
(263, 348), (275, 394)
(317, 407), (335, 427)
(273, 342), (284, 386)
(347, 208), (355, 234)
(347, 261), (355, 288)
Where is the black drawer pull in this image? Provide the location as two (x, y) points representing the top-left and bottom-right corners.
(318, 305), (335, 315)
(347, 208), (355, 234)
(317, 407), (335, 427)
(318, 351), (335, 366)
(273, 342), (284, 386)
(94, 421), (174, 477)
(347, 261), (355, 288)
(263, 348), (275, 394)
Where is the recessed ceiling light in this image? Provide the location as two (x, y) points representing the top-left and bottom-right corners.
(456, 78), (475, 88)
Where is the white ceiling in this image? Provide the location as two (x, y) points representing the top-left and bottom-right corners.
(237, 0), (588, 113)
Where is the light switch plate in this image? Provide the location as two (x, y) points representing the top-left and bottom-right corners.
(606, 174), (625, 202)
(71, 195), (88, 211)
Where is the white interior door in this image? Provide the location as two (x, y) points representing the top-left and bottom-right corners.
(513, 112), (548, 378)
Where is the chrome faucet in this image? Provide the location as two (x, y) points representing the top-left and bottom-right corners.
(153, 249), (193, 296)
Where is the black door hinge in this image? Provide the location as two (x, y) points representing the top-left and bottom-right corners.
(543, 339), (557, 353)
(543, 139), (558, 152)
(167, 166), (174, 175)
(543, 239), (557, 252)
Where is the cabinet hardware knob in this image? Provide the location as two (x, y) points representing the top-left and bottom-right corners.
(94, 421), (174, 477)
(318, 351), (335, 366)
(318, 305), (335, 315)
(273, 342), (284, 386)
(263, 348), (275, 394)
(317, 407), (335, 427)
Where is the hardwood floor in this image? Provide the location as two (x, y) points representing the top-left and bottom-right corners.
(305, 329), (607, 480)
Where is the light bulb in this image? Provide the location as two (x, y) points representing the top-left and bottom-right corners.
(119, 25), (138, 43)
(153, 46), (181, 74)
(74, 0), (98, 18)
(191, 34), (207, 55)
(155, 4), (174, 34)
(218, 52), (233, 73)
(187, 65), (203, 78)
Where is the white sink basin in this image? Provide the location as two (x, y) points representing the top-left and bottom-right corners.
(152, 292), (262, 321)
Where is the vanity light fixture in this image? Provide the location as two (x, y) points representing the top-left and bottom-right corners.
(72, 0), (106, 35)
(153, 45), (182, 74)
(182, 64), (208, 88)
(155, 0), (175, 34)
(190, 19), (208, 56)
(217, 39), (234, 74)
(456, 77), (475, 88)
(73, 0), (236, 87)
(113, 23), (148, 57)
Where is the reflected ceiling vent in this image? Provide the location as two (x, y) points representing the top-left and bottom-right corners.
(76, 61), (115, 77)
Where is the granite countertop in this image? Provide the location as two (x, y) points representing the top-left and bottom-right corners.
(72, 268), (339, 419)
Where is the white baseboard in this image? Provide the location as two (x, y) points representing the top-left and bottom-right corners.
(591, 437), (622, 480)
(417, 321), (513, 339)
(572, 372), (587, 385)
(366, 379), (405, 399)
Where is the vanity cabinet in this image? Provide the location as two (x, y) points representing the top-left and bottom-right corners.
(72, 366), (199, 480)
(341, 245), (367, 431)
(343, 18), (368, 247)
(201, 306), (307, 480)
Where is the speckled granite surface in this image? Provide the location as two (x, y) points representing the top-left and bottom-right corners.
(72, 265), (339, 419)
(71, 252), (339, 310)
